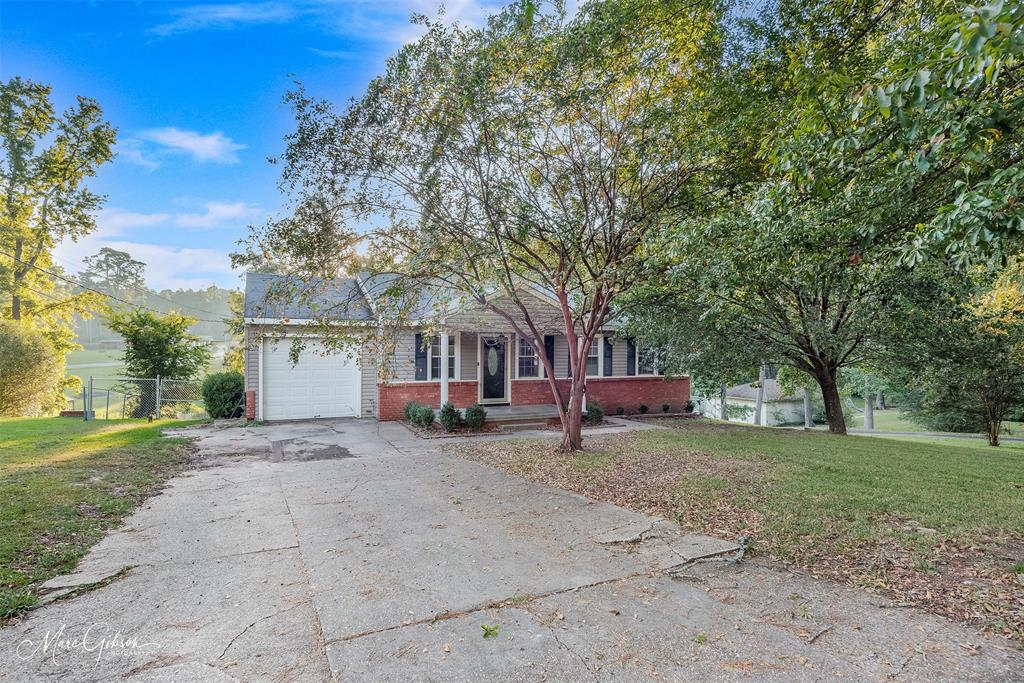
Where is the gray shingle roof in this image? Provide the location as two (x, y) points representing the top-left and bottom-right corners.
(243, 272), (374, 321)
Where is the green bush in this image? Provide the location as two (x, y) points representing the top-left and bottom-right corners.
(639, 404), (649, 414)
(201, 372), (244, 418)
(585, 401), (604, 424)
(413, 404), (436, 429)
(439, 402), (462, 432)
(662, 403), (670, 413)
(0, 321), (65, 417)
(404, 400), (423, 422)
(464, 403), (487, 431)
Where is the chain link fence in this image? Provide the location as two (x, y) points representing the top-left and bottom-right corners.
(71, 376), (207, 420)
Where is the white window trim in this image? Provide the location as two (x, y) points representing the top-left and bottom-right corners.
(635, 341), (662, 377)
(422, 332), (461, 382)
(586, 336), (603, 377)
(514, 334), (546, 379)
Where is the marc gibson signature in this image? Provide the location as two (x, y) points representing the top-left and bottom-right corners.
(16, 622), (159, 663)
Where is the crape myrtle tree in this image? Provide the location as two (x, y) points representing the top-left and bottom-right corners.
(245, 0), (733, 451)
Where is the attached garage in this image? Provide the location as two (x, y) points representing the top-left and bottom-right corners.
(260, 339), (362, 420)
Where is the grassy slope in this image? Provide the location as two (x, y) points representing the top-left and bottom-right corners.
(452, 420), (1024, 638)
(0, 417), (198, 622)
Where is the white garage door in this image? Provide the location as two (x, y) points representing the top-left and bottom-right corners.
(262, 339), (361, 420)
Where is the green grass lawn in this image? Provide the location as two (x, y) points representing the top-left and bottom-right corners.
(847, 405), (1024, 436)
(0, 417), (199, 623)
(452, 419), (1024, 639)
(65, 348), (124, 369)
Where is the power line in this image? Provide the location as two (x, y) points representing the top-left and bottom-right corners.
(47, 251), (229, 318)
(1, 249), (227, 324)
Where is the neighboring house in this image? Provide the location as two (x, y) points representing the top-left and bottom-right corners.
(705, 379), (806, 426)
(243, 272), (690, 421)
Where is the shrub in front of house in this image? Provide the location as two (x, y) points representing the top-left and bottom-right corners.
(464, 403), (487, 431)
(201, 371), (244, 418)
(639, 404), (649, 414)
(404, 400), (423, 422)
(585, 401), (604, 424)
(439, 402), (462, 432)
(684, 400), (695, 413)
(413, 404), (436, 429)
(662, 403), (670, 413)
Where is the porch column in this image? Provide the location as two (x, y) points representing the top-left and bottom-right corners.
(440, 332), (450, 407)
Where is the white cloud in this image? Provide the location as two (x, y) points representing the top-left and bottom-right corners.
(139, 127), (246, 164)
(118, 138), (160, 171)
(151, 2), (297, 36)
(104, 242), (235, 291)
(175, 201), (263, 229)
(149, 1), (521, 45)
(94, 207), (170, 235)
(308, 47), (355, 60)
(56, 234), (236, 291)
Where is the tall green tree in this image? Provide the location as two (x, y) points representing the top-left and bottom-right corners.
(0, 77), (114, 410)
(1, 77), (115, 321)
(81, 247), (146, 301)
(240, 0), (733, 450)
(107, 309), (211, 380)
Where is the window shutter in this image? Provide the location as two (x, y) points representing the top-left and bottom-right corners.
(544, 335), (554, 374)
(603, 337), (613, 376)
(567, 341), (572, 377)
(626, 339), (636, 376)
(414, 333), (427, 381)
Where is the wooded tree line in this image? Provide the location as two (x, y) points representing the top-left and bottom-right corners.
(233, 0), (1024, 449)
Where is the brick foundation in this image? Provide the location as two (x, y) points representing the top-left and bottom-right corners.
(377, 376), (689, 420)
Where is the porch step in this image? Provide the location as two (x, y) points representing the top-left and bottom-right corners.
(499, 422), (549, 433)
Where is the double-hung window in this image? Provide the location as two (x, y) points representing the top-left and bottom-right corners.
(586, 338), (600, 376)
(429, 335), (457, 380)
(637, 345), (660, 376)
(518, 338), (539, 378)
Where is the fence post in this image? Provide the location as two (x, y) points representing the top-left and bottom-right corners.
(82, 381), (88, 421)
(155, 375), (161, 419)
(105, 389), (110, 420)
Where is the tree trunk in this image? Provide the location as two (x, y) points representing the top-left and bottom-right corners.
(720, 382), (728, 421)
(802, 387), (813, 428)
(11, 237), (23, 321)
(753, 364), (765, 426)
(814, 368), (847, 435)
(875, 391), (885, 410)
(987, 420), (1000, 447)
(561, 380), (584, 452)
(863, 380), (874, 431)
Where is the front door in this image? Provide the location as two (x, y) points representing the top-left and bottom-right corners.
(480, 336), (508, 403)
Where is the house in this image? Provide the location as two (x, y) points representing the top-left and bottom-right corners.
(705, 379), (806, 426)
(242, 272), (690, 422)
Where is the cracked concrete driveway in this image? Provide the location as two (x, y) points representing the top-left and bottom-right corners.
(1, 419), (1020, 682)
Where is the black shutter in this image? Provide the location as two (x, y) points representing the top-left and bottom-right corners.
(414, 332), (427, 380)
(626, 339), (636, 376)
(603, 337), (613, 376)
(544, 335), (554, 375)
(567, 341), (572, 377)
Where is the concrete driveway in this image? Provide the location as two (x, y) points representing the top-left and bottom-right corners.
(1, 419), (1020, 682)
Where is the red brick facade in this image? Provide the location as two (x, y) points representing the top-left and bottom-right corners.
(377, 376), (689, 421)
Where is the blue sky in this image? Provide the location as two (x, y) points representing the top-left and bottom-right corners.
(0, 1), (504, 291)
